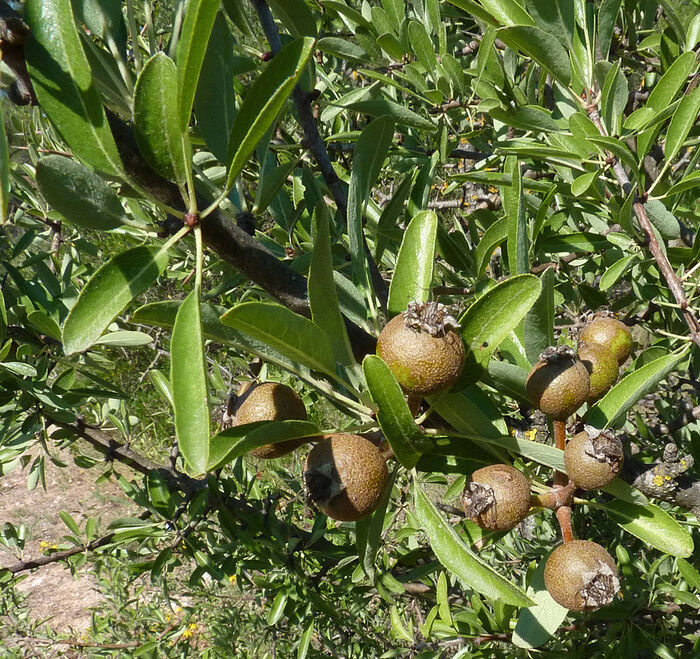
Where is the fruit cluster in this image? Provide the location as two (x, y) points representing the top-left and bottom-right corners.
(234, 307), (634, 613)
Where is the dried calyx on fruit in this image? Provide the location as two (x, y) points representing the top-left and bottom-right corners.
(544, 540), (620, 611)
(564, 426), (623, 490)
(377, 301), (465, 396)
(234, 382), (309, 459)
(577, 342), (618, 404)
(526, 346), (590, 421)
(304, 434), (389, 522)
(461, 464), (531, 531)
(580, 313), (633, 366)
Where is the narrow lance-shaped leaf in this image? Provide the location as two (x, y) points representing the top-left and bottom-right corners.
(171, 291), (210, 476)
(387, 210), (437, 315)
(25, 0), (123, 176)
(309, 203), (354, 365)
(0, 104), (9, 224)
(497, 25), (571, 85)
(134, 53), (191, 190)
(375, 171), (414, 262)
(176, 0), (220, 132)
(208, 420), (320, 471)
(62, 245), (170, 355)
(584, 350), (688, 428)
(600, 499), (693, 558)
(226, 38), (315, 192)
(362, 355), (427, 468)
(664, 86), (700, 165)
(220, 302), (337, 376)
(523, 267), (554, 364)
(458, 275), (542, 385)
(36, 156), (128, 231)
(348, 116), (395, 295)
(413, 480), (533, 607)
(503, 156), (529, 275)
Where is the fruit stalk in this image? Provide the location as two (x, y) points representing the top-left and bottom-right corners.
(553, 420), (575, 542)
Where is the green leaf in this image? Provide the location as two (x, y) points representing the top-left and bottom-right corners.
(413, 480), (533, 607)
(599, 254), (636, 291)
(194, 13), (240, 164)
(317, 37), (369, 61)
(267, 0), (317, 37)
(1, 362), (38, 377)
(665, 86), (700, 165)
(479, 0), (534, 26)
(171, 291), (210, 476)
(344, 99), (436, 131)
(387, 210), (438, 315)
(25, 0), (123, 176)
(134, 53), (191, 189)
(226, 38), (314, 191)
(459, 275), (542, 379)
(512, 555), (568, 647)
(475, 218), (507, 278)
(570, 171), (598, 197)
(95, 330), (153, 347)
(73, 0), (127, 52)
(297, 620), (314, 659)
(637, 52), (696, 159)
(523, 267), (554, 365)
(504, 157), (529, 275)
(375, 171), (414, 262)
(147, 471), (177, 518)
(489, 106), (562, 133)
(267, 590), (288, 625)
(36, 156), (127, 231)
(644, 200), (681, 240)
(428, 388), (508, 439)
(597, 0), (622, 59)
(664, 170), (700, 197)
(253, 156), (299, 213)
(208, 420), (319, 471)
(497, 26), (571, 85)
(587, 136), (639, 179)
(408, 20), (438, 71)
(363, 355), (425, 468)
(678, 558), (700, 590)
(444, 0), (498, 24)
(348, 116), (395, 295)
(585, 350), (688, 428)
(176, 0), (220, 132)
(309, 203), (354, 365)
(63, 246), (169, 355)
(149, 369), (173, 408)
(220, 302), (337, 376)
(600, 60), (627, 135)
(600, 500), (693, 558)
(0, 104), (9, 223)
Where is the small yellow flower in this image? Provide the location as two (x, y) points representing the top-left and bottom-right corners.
(524, 429), (537, 441)
(652, 475), (664, 487)
(664, 474), (672, 481)
(351, 70), (358, 80)
(229, 574), (237, 584)
(182, 622), (199, 639)
(680, 459), (687, 468)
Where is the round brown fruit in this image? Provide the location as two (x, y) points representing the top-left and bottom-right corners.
(564, 428), (623, 490)
(377, 301), (465, 397)
(578, 342), (619, 404)
(461, 464), (531, 531)
(304, 434), (389, 522)
(235, 382), (308, 459)
(544, 540), (620, 611)
(579, 316), (632, 365)
(526, 346), (590, 421)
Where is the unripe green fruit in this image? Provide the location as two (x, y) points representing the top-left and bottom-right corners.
(580, 316), (632, 365)
(544, 540), (620, 611)
(526, 347), (590, 421)
(578, 342), (618, 404)
(461, 464), (531, 531)
(564, 428), (623, 490)
(377, 301), (465, 396)
(304, 434), (389, 522)
(235, 382), (308, 459)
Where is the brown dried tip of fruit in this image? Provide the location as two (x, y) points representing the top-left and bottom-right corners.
(461, 464), (531, 531)
(564, 427), (623, 490)
(234, 382), (309, 459)
(577, 342), (619, 404)
(580, 315), (633, 366)
(304, 434), (389, 522)
(525, 346), (590, 421)
(544, 540), (620, 611)
(377, 301), (465, 397)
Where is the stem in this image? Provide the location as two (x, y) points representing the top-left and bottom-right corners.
(125, 0), (143, 72)
(553, 419), (568, 486)
(194, 225), (203, 292)
(162, 224), (191, 251)
(556, 506), (575, 543)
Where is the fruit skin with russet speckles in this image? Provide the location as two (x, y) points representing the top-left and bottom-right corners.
(235, 382), (309, 459)
(578, 342), (619, 404)
(304, 434), (389, 522)
(580, 316), (632, 365)
(461, 464), (531, 531)
(544, 540), (620, 611)
(564, 429), (624, 490)
(526, 346), (590, 421)
(377, 301), (465, 397)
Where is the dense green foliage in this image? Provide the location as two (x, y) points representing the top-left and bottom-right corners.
(1, 0), (700, 656)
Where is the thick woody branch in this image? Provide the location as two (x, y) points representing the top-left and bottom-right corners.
(585, 102), (700, 350)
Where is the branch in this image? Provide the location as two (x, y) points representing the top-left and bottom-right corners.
(0, 1), (36, 105)
(585, 101), (700, 350)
